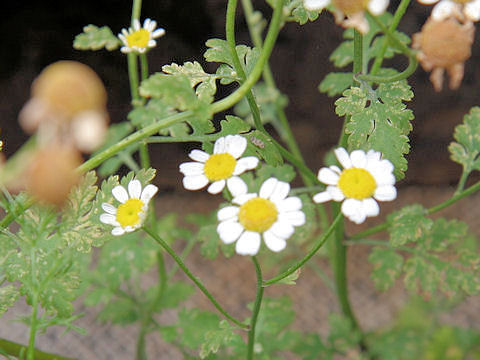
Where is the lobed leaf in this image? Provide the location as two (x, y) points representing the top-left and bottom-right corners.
(449, 107), (480, 174)
(369, 246), (404, 291)
(319, 72), (354, 97)
(73, 25), (121, 51)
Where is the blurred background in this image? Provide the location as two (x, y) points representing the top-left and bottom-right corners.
(1, 0), (480, 359)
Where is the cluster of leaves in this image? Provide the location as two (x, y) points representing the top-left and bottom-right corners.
(369, 204), (480, 297)
(0, 171), (111, 332)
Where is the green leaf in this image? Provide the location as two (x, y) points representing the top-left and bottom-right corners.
(0, 284), (19, 316)
(97, 297), (139, 325)
(73, 25), (121, 51)
(369, 246), (404, 291)
(337, 79), (414, 179)
(60, 171), (106, 252)
(319, 72), (354, 97)
(177, 308), (221, 350)
(199, 320), (243, 359)
(290, 4), (320, 24)
(387, 204), (431, 247)
(162, 61), (218, 103)
(276, 269), (301, 285)
(244, 131), (283, 166)
(160, 281), (195, 309)
(216, 116), (252, 137)
(449, 107), (480, 174)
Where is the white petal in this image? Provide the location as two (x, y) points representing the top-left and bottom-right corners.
(327, 185), (345, 201)
(188, 149), (210, 162)
(313, 191), (333, 203)
(147, 40), (157, 48)
(270, 181), (290, 202)
(144, 18), (156, 31)
(140, 184), (158, 203)
(213, 136), (226, 154)
(128, 180), (142, 199)
(217, 206), (239, 221)
(225, 135), (247, 159)
(102, 203), (117, 215)
(334, 148), (352, 169)
(227, 176), (248, 197)
(331, 165), (342, 174)
(100, 213), (119, 226)
(259, 178), (278, 199)
(179, 162), (205, 176)
(373, 171), (395, 187)
(465, 0), (480, 21)
(366, 149), (381, 163)
(182, 175), (209, 190)
(368, 0), (389, 15)
(235, 231), (261, 256)
(133, 19), (141, 30)
(233, 193), (257, 205)
(233, 156), (259, 175)
(120, 47), (132, 53)
(362, 198), (379, 217)
(432, 0), (457, 20)
(304, 0), (330, 10)
(217, 220), (244, 244)
(208, 180), (226, 194)
(341, 199), (367, 224)
(112, 185), (129, 203)
(278, 211), (306, 227)
(318, 167), (340, 185)
(263, 231), (287, 252)
(350, 150), (367, 168)
(112, 227), (125, 236)
(276, 197), (302, 212)
(270, 221), (295, 239)
(374, 185), (397, 201)
(152, 28), (166, 38)
(418, 0), (439, 4)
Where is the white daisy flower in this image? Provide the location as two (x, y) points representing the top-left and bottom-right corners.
(118, 18), (166, 54)
(418, 0), (480, 22)
(179, 135), (259, 195)
(313, 148), (397, 224)
(217, 177), (306, 256)
(100, 179), (158, 235)
(304, 0), (389, 33)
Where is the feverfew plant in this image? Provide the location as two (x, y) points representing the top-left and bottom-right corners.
(1, 0), (480, 359)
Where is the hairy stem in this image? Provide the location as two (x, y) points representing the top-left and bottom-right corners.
(247, 257), (264, 360)
(143, 226), (248, 329)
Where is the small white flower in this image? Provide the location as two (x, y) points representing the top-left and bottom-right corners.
(418, 0), (480, 22)
(217, 177), (306, 256)
(118, 18), (166, 54)
(179, 135), (259, 195)
(304, 0), (389, 33)
(100, 179), (158, 235)
(313, 148), (397, 224)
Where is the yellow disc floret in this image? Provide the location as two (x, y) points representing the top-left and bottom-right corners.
(203, 153), (237, 181)
(116, 198), (145, 228)
(126, 29), (150, 48)
(337, 168), (376, 200)
(238, 198), (278, 233)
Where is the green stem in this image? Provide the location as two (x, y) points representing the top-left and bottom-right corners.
(127, 53), (140, 104)
(131, 0), (142, 23)
(0, 338), (76, 360)
(353, 30), (363, 84)
(369, 0), (412, 75)
(27, 294), (39, 360)
(143, 226), (248, 329)
(139, 54), (149, 81)
(351, 179), (480, 240)
(247, 257), (264, 360)
(136, 324), (148, 360)
(455, 169), (469, 195)
(264, 212), (343, 286)
(356, 56), (417, 83)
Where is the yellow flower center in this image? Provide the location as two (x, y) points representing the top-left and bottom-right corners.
(238, 198), (278, 233)
(203, 153), (237, 181)
(116, 198), (145, 228)
(126, 29), (150, 48)
(332, 0), (369, 15)
(337, 168), (376, 200)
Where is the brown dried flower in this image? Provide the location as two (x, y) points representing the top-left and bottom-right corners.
(412, 17), (475, 91)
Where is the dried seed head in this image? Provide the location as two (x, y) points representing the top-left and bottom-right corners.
(26, 144), (83, 206)
(332, 0), (369, 15)
(31, 61), (107, 119)
(413, 17), (475, 90)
